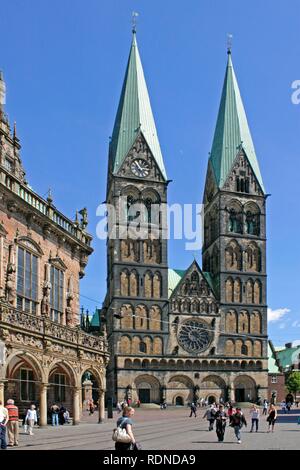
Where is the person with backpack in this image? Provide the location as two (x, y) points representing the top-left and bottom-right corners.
(114, 406), (136, 451)
(230, 407), (247, 444)
(203, 404), (216, 431)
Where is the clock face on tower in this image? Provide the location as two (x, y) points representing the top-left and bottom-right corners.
(177, 319), (212, 354)
(130, 159), (150, 178)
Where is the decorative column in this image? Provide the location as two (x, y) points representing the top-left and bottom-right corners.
(98, 389), (105, 423)
(39, 383), (48, 427)
(228, 375), (235, 402)
(73, 387), (81, 425)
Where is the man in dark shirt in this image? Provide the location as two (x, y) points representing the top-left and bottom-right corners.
(230, 407), (247, 444)
(214, 405), (227, 442)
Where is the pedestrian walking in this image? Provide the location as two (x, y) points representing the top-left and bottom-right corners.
(189, 402), (197, 418)
(250, 405), (260, 432)
(214, 404), (228, 442)
(25, 404), (37, 436)
(227, 404), (235, 424)
(262, 400), (268, 415)
(286, 401), (292, 413)
(5, 399), (19, 447)
(136, 399), (141, 408)
(203, 405), (216, 431)
(267, 404), (277, 433)
(230, 407), (247, 444)
(114, 406), (137, 451)
(0, 400), (9, 450)
(89, 401), (95, 415)
(51, 403), (60, 426)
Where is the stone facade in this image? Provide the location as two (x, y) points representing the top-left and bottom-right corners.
(0, 73), (109, 424)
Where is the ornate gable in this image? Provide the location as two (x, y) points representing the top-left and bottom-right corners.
(170, 260), (218, 315)
(223, 149), (264, 196)
(116, 133), (165, 182)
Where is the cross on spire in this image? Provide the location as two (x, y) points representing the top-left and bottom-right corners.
(227, 33), (233, 54)
(132, 11), (139, 33)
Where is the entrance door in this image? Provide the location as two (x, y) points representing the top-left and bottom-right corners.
(139, 389), (150, 403)
(235, 388), (245, 402)
(175, 396), (184, 406)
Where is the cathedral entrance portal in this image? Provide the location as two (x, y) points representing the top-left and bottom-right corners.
(234, 375), (256, 403)
(134, 375), (161, 404)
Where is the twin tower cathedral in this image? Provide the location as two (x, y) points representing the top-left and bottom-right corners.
(102, 31), (268, 405)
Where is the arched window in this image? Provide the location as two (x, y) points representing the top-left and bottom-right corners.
(246, 211), (260, 236)
(145, 198), (152, 224)
(241, 344), (248, 356)
(228, 208), (243, 234)
(140, 341), (147, 353)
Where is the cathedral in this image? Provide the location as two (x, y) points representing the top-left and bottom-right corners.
(103, 31), (268, 406)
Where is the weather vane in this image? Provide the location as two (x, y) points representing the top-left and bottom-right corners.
(132, 11), (139, 33)
(227, 33), (233, 53)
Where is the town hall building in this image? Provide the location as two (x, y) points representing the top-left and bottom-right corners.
(103, 31), (268, 406)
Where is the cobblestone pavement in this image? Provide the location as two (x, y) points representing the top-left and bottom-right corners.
(7, 407), (300, 451)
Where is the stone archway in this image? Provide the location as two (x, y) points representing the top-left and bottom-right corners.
(134, 375), (161, 404)
(201, 375), (227, 403)
(234, 375), (256, 402)
(167, 375), (194, 405)
(4, 351), (45, 421)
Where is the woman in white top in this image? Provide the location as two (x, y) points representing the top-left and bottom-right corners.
(250, 405), (260, 432)
(25, 405), (37, 436)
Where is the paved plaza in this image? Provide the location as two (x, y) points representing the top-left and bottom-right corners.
(4, 407), (300, 451)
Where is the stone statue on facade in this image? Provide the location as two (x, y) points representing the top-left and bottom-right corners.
(6, 245), (16, 305)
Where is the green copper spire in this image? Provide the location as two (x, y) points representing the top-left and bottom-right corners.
(109, 32), (167, 180)
(209, 51), (265, 193)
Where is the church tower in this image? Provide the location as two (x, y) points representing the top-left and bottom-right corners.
(202, 49), (268, 401)
(105, 31), (169, 403)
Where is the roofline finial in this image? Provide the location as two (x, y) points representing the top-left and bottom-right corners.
(227, 33), (233, 54)
(132, 11), (139, 34)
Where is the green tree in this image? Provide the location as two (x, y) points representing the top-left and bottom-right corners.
(286, 371), (300, 398)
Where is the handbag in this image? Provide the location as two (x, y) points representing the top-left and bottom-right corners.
(112, 418), (132, 443)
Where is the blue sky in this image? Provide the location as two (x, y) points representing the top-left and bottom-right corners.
(1, 0), (300, 345)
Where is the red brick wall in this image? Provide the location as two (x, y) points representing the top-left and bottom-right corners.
(268, 373), (286, 403)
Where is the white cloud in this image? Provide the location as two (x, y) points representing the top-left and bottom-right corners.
(279, 323), (286, 329)
(268, 307), (290, 322)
